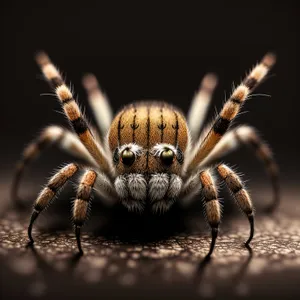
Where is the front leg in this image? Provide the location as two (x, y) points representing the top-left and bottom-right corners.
(28, 164), (116, 253)
(199, 169), (221, 258)
(73, 169), (97, 254)
(28, 163), (79, 243)
(216, 164), (254, 246)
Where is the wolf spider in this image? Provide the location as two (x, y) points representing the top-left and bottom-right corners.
(12, 52), (279, 257)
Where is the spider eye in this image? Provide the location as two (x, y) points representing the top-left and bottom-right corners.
(160, 149), (174, 166)
(121, 149), (135, 166)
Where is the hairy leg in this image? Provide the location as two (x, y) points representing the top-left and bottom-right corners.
(201, 126), (280, 211)
(187, 73), (218, 142)
(28, 163), (79, 243)
(180, 171), (203, 206)
(199, 169), (221, 257)
(27, 164), (115, 252)
(216, 164), (254, 245)
(11, 126), (97, 203)
(184, 53), (276, 176)
(82, 74), (113, 139)
(35, 52), (113, 177)
(73, 169), (97, 254)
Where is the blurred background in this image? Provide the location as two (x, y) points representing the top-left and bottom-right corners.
(1, 0), (299, 299)
(2, 0), (299, 178)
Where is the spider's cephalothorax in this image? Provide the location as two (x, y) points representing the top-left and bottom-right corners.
(108, 102), (188, 212)
(12, 52), (280, 257)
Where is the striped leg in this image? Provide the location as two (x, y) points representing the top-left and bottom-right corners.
(216, 164), (254, 246)
(200, 126), (280, 211)
(187, 73), (218, 142)
(28, 163), (79, 243)
(199, 170), (221, 257)
(184, 53), (276, 176)
(82, 74), (113, 139)
(35, 52), (113, 177)
(73, 169), (97, 254)
(11, 126), (97, 203)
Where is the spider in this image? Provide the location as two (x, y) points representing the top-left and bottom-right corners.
(12, 52), (279, 257)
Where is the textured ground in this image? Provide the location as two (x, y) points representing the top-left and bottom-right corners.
(1, 182), (300, 299)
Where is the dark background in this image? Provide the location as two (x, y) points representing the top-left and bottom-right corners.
(2, 0), (299, 179)
(1, 1), (300, 299)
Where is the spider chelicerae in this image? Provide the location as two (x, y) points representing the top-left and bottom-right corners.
(12, 52), (279, 257)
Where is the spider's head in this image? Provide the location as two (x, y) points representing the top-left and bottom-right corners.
(108, 102), (189, 213)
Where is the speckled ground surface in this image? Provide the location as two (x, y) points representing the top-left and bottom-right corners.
(1, 182), (300, 299)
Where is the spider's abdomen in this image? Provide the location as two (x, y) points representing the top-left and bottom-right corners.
(108, 101), (189, 174)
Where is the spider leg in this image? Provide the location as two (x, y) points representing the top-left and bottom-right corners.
(28, 163), (79, 243)
(82, 74), (113, 140)
(35, 52), (114, 177)
(94, 172), (118, 206)
(199, 169), (221, 258)
(187, 73), (218, 142)
(73, 169), (97, 254)
(11, 126), (97, 203)
(200, 126), (280, 211)
(179, 171), (203, 207)
(28, 164), (115, 250)
(216, 164), (254, 246)
(184, 53), (276, 177)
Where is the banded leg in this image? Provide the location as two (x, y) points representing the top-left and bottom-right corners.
(73, 170), (97, 254)
(184, 53), (276, 176)
(217, 164), (254, 246)
(11, 126), (97, 203)
(28, 163), (79, 243)
(187, 73), (218, 142)
(82, 74), (113, 139)
(35, 52), (113, 177)
(200, 126), (280, 211)
(199, 170), (221, 257)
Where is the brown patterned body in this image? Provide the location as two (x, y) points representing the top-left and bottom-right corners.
(108, 102), (189, 175)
